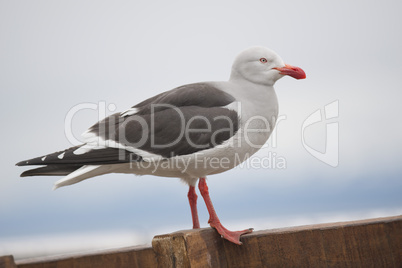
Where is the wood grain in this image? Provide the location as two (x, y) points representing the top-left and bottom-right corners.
(0, 255), (17, 268)
(13, 215), (402, 268)
(16, 245), (157, 268)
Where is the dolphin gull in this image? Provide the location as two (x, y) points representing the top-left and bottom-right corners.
(17, 46), (306, 245)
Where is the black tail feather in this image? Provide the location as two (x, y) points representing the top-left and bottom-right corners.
(20, 165), (83, 177)
(16, 145), (140, 167)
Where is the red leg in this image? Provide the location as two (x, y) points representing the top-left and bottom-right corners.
(198, 177), (253, 245)
(187, 185), (200, 229)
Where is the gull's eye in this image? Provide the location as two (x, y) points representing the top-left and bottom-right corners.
(259, 58), (268, 63)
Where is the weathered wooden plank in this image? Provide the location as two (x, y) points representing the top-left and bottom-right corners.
(184, 228), (227, 267)
(13, 215), (402, 268)
(0, 255), (17, 268)
(16, 245), (157, 268)
(384, 217), (402, 266)
(221, 233), (264, 267)
(225, 227), (327, 267)
(152, 228), (227, 268)
(151, 216), (402, 267)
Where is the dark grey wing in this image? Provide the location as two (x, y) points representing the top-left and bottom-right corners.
(87, 82), (236, 138)
(133, 82), (236, 114)
(16, 82), (239, 177)
(119, 106), (238, 157)
(86, 83), (240, 158)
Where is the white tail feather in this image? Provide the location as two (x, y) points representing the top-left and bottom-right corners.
(53, 165), (112, 190)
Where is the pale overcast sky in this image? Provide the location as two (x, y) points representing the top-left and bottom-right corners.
(1, 0), (401, 259)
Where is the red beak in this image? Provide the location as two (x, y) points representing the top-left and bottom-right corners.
(274, 64), (306, 79)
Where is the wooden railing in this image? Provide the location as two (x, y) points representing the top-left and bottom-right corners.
(1, 215), (401, 267)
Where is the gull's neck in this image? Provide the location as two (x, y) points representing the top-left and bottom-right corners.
(229, 69), (276, 87)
